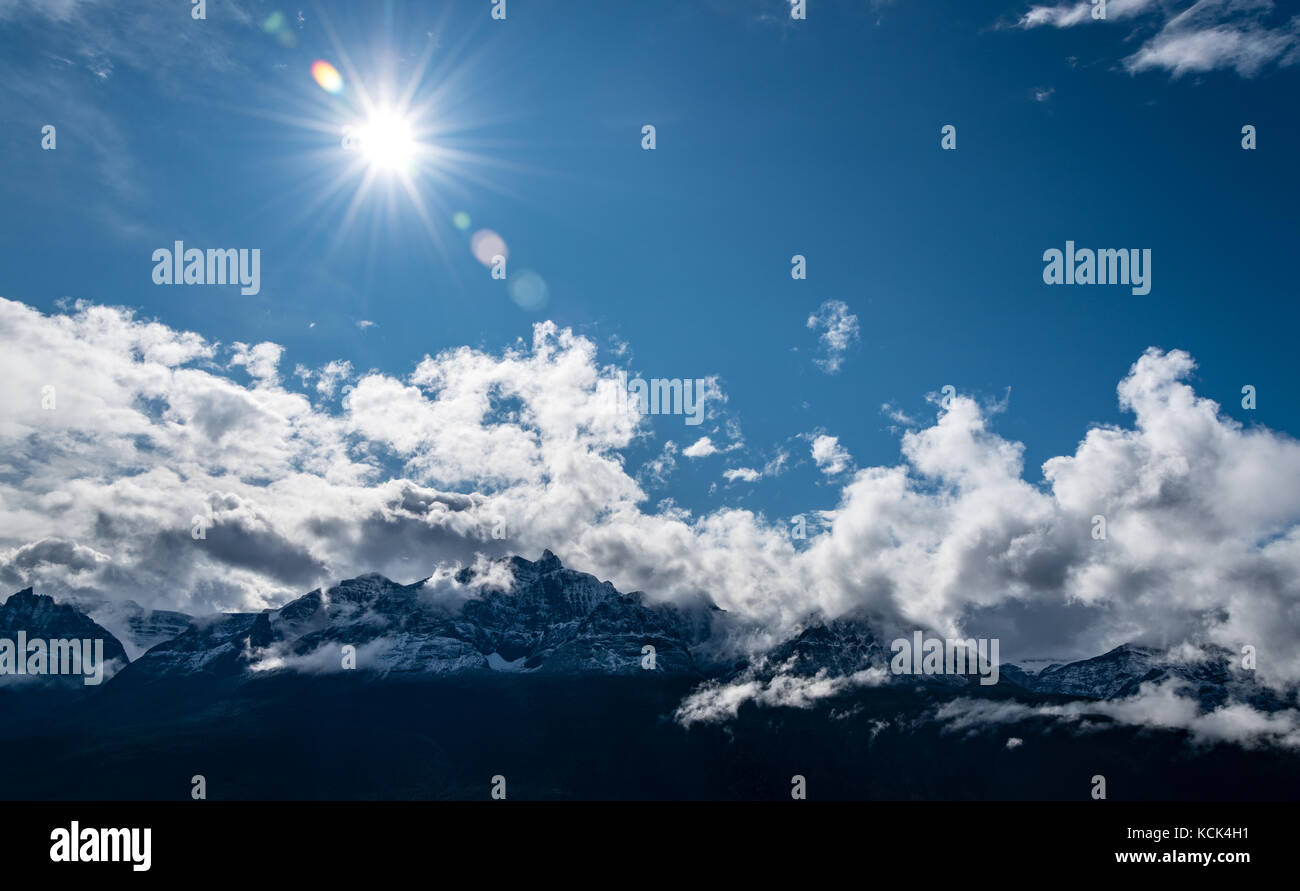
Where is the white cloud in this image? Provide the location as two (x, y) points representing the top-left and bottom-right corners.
(719, 449), (786, 484)
(1020, 0), (1157, 29)
(1126, 17), (1300, 77)
(683, 436), (719, 458)
(230, 342), (284, 386)
(937, 680), (1300, 750)
(683, 433), (743, 459)
(315, 360), (353, 398)
(810, 434), (852, 475)
(639, 440), (679, 487)
(806, 300), (859, 374)
(675, 663), (890, 727)
(4, 298), (1300, 732)
(1018, 0), (1300, 78)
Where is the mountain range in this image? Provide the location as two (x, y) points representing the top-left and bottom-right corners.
(1, 549), (1285, 709)
(3, 550), (1298, 800)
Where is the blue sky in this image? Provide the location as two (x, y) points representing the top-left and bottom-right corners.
(3, 0), (1297, 526)
(2, 1), (1300, 668)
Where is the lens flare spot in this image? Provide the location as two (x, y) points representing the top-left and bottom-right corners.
(453, 211), (471, 231)
(263, 12), (296, 46)
(508, 270), (549, 311)
(311, 60), (343, 94)
(471, 229), (508, 267)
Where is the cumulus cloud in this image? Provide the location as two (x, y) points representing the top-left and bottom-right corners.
(313, 360), (353, 398)
(806, 300), (859, 374)
(1017, 0), (1300, 78)
(230, 342), (284, 386)
(3, 298), (1300, 721)
(809, 434), (853, 476)
(0, 298), (642, 613)
(2, 538), (110, 583)
(683, 436), (719, 458)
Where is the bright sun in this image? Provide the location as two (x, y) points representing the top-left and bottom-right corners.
(288, 34), (503, 251)
(355, 110), (416, 171)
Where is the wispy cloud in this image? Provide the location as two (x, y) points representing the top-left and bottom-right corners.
(936, 680), (1300, 750)
(1020, 0), (1159, 29)
(0, 0), (104, 23)
(0, 0), (261, 239)
(1017, 0), (1300, 78)
(676, 661), (890, 727)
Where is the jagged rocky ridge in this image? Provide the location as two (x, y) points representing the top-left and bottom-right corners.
(0, 588), (131, 682)
(113, 550), (718, 683)
(2, 552), (1290, 714)
(736, 618), (1291, 711)
(1000, 642), (1289, 710)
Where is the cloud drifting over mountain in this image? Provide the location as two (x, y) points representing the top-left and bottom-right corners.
(937, 679), (1300, 750)
(2, 296), (1299, 693)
